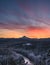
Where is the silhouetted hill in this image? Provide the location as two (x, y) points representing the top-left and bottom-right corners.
(0, 37), (50, 49)
(0, 36), (50, 44)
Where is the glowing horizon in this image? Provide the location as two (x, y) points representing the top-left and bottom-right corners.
(0, 28), (50, 38)
(0, 0), (50, 38)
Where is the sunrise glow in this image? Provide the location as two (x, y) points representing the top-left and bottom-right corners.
(0, 0), (50, 38)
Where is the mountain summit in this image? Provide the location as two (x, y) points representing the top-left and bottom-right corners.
(20, 36), (30, 40)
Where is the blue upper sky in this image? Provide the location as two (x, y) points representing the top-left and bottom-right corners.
(0, 0), (50, 29)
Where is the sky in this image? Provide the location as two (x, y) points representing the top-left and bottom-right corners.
(0, 0), (50, 38)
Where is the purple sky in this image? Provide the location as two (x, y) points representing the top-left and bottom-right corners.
(0, 0), (50, 38)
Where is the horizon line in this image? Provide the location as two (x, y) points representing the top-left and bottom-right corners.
(0, 36), (50, 39)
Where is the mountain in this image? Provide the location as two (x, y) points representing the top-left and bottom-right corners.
(18, 36), (31, 40)
(0, 37), (50, 48)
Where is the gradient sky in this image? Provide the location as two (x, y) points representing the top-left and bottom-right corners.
(0, 0), (50, 38)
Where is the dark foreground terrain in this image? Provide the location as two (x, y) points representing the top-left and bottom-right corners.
(0, 36), (50, 65)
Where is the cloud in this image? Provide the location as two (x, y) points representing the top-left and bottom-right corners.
(0, 0), (50, 30)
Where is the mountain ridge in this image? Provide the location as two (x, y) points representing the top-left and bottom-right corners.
(0, 36), (50, 39)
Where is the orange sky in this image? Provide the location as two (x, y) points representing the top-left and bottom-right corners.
(0, 0), (50, 38)
(0, 28), (50, 38)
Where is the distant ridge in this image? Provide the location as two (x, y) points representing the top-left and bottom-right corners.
(0, 36), (50, 39)
(19, 36), (30, 39)
(18, 36), (50, 40)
